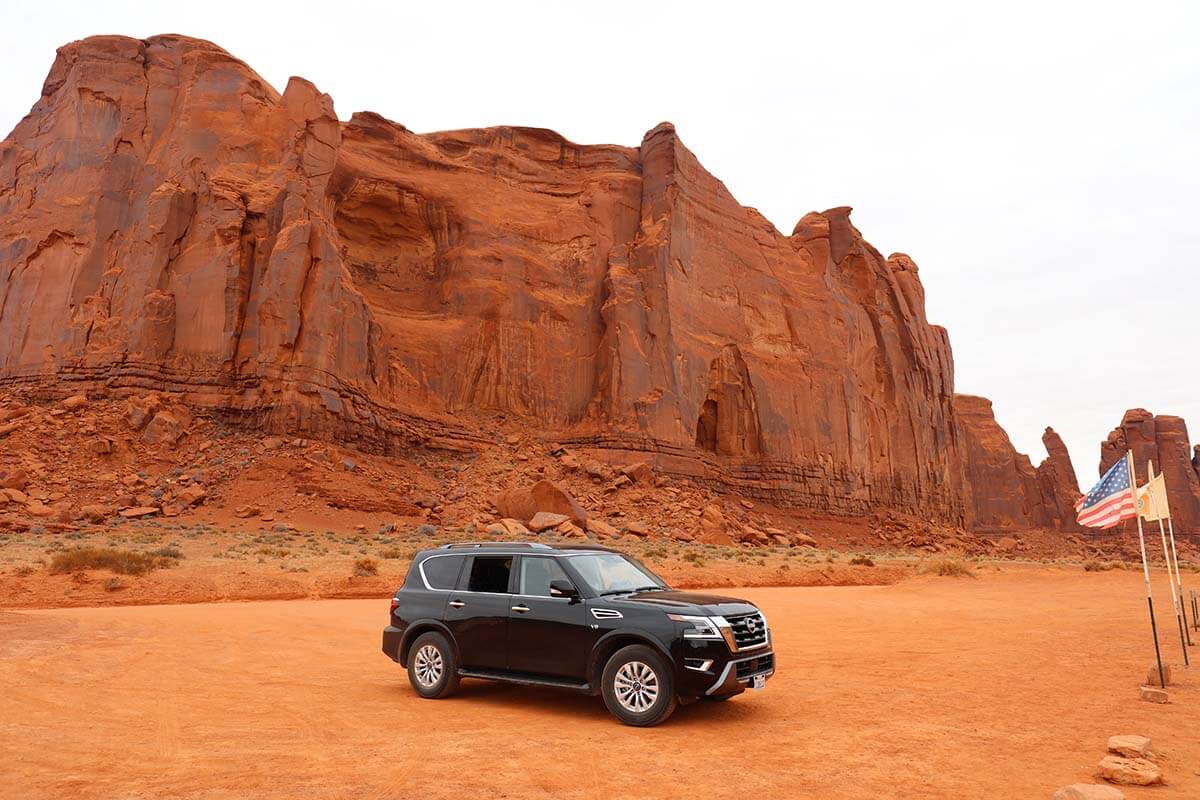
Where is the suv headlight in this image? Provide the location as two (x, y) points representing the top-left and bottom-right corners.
(667, 614), (725, 640)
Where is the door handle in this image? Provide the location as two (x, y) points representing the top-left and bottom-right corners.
(511, 604), (531, 613)
(448, 600), (466, 608)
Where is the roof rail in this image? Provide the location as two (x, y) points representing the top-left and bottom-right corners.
(552, 544), (620, 553)
(437, 542), (553, 550)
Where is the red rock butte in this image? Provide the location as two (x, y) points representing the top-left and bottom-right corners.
(1, 34), (1194, 531)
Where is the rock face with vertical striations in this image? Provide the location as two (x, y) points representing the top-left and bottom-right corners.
(0, 34), (1087, 530)
(1036, 427), (1083, 530)
(1100, 410), (1200, 530)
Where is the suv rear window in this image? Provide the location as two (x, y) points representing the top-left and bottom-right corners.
(420, 555), (464, 590)
(466, 556), (512, 593)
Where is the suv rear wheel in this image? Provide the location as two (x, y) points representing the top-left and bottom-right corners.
(601, 644), (678, 726)
(407, 631), (460, 699)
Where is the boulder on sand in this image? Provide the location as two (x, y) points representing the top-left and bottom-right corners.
(1106, 735), (1152, 759)
(528, 512), (569, 532)
(494, 480), (587, 525)
(1096, 755), (1162, 786)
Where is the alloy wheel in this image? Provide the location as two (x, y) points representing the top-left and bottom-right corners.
(414, 644), (443, 687)
(613, 660), (659, 712)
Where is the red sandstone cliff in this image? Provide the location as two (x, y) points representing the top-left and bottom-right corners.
(0, 35), (1082, 530)
(1101, 410), (1200, 530)
(952, 396), (1080, 530)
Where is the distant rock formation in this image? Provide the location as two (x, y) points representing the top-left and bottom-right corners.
(1101, 410), (1200, 531)
(953, 396), (1080, 530)
(0, 34), (1083, 530)
(1036, 427), (1083, 530)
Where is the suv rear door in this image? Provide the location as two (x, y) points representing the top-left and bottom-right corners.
(444, 554), (514, 671)
(505, 555), (595, 680)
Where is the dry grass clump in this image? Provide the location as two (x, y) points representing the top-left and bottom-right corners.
(848, 555), (875, 567)
(920, 558), (975, 578)
(378, 548), (405, 559)
(353, 557), (379, 577)
(1083, 559), (1122, 572)
(49, 547), (179, 576)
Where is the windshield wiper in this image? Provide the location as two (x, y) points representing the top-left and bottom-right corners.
(597, 585), (667, 596)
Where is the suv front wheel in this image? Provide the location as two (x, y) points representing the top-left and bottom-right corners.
(407, 631), (460, 699)
(601, 644), (678, 726)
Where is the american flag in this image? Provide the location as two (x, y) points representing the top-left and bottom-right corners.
(1075, 455), (1137, 528)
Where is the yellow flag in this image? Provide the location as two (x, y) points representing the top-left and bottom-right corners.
(1136, 474), (1171, 521)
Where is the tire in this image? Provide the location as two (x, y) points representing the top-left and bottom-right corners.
(601, 644), (678, 726)
(406, 631), (460, 699)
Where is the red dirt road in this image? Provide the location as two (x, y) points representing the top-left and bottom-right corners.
(1, 569), (1197, 799)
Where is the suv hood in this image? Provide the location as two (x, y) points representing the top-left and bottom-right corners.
(602, 589), (758, 617)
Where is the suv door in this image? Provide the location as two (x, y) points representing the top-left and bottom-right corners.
(506, 555), (596, 680)
(444, 554), (514, 671)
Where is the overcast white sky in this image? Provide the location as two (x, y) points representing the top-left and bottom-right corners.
(2, 0), (1197, 485)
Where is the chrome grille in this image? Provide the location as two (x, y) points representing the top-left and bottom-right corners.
(727, 612), (768, 650)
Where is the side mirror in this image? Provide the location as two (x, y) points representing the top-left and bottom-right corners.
(549, 579), (579, 601)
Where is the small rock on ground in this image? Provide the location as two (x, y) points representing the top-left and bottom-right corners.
(1138, 686), (1169, 704)
(1096, 755), (1162, 786)
(528, 512), (569, 532)
(1145, 663), (1172, 686)
(1106, 735), (1152, 759)
(1052, 784), (1126, 800)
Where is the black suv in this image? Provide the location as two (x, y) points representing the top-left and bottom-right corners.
(381, 542), (774, 726)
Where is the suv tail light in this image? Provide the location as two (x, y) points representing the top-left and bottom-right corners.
(389, 597), (400, 612)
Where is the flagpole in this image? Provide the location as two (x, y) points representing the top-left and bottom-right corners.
(1149, 460), (1189, 665)
(1129, 451), (1167, 688)
(1166, 515), (1194, 646)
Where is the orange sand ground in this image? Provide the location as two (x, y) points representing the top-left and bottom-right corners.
(1, 568), (1197, 799)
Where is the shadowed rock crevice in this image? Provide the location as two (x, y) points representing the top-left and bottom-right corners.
(694, 345), (762, 457)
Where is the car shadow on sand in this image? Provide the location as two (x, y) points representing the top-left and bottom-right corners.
(387, 678), (757, 728)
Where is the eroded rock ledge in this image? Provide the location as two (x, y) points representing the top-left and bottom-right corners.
(0, 34), (1098, 528)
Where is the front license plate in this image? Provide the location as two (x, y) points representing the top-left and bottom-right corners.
(751, 674), (766, 690)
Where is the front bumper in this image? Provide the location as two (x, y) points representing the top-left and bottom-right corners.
(382, 626), (404, 663)
(673, 636), (775, 697)
(702, 650), (775, 696)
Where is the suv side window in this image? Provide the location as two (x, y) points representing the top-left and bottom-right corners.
(518, 556), (574, 597)
(464, 556), (513, 593)
(420, 555), (465, 590)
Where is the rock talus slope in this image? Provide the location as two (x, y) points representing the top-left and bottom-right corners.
(0, 35), (1100, 530)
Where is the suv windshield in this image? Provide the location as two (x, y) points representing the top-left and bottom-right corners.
(568, 553), (668, 596)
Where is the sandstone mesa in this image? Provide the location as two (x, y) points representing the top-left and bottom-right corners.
(1, 34), (1197, 532)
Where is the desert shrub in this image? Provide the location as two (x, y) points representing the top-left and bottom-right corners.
(353, 557), (379, 577)
(12, 564), (35, 577)
(378, 548), (405, 559)
(148, 546), (184, 559)
(49, 547), (178, 576)
(849, 555), (875, 567)
(102, 577), (124, 592)
(1083, 559), (1120, 572)
(920, 558), (975, 578)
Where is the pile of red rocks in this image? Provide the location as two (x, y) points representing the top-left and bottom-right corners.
(1096, 734), (1162, 787)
